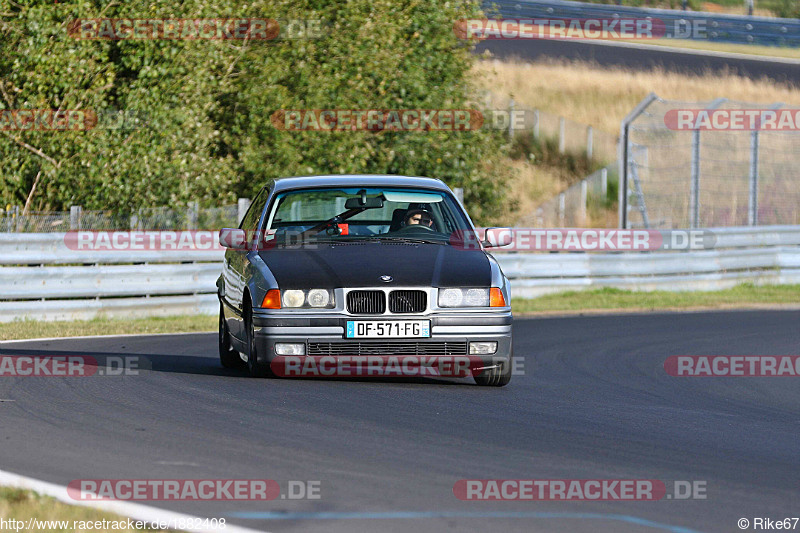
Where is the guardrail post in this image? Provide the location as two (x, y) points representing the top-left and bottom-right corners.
(690, 98), (726, 229)
(580, 180), (588, 225)
(689, 129), (700, 229)
(618, 93), (658, 229)
(533, 110), (539, 140)
(11, 205), (20, 232)
(187, 201), (199, 229)
(586, 126), (593, 161)
(507, 99), (515, 139)
(619, 125), (629, 229)
(237, 198), (251, 224)
(748, 103), (781, 226)
(748, 129), (760, 226)
(601, 168), (608, 198)
(69, 205), (82, 230)
(559, 117), (566, 153)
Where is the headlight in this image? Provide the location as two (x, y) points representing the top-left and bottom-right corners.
(282, 290), (305, 308)
(464, 288), (490, 306)
(280, 289), (335, 309)
(438, 288), (505, 308)
(439, 288), (463, 307)
(307, 288), (330, 308)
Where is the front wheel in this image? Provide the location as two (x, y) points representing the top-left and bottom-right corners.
(245, 304), (273, 378)
(219, 303), (243, 369)
(474, 354), (512, 387)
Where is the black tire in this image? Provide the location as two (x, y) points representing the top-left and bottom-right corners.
(245, 303), (273, 378)
(474, 353), (512, 387)
(219, 303), (243, 369)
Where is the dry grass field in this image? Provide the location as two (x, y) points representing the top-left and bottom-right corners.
(479, 57), (800, 225)
(473, 59), (800, 134)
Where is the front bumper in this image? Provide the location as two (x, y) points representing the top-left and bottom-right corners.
(250, 311), (513, 369)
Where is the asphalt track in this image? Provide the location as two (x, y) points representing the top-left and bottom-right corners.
(1, 310), (799, 533)
(476, 39), (800, 85)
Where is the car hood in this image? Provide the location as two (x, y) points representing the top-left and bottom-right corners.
(258, 241), (491, 289)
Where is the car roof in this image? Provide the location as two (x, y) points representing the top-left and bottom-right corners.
(268, 175), (452, 194)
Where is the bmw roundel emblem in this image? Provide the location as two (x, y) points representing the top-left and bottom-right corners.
(380, 275), (393, 282)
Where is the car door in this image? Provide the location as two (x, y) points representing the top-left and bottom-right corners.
(222, 187), (269, 340)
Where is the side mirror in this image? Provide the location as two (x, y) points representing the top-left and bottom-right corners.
(483, 227), (513, 248)
(219, 228), (248, 250)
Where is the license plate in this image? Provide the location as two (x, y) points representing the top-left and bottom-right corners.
(346, 320), (430, 339)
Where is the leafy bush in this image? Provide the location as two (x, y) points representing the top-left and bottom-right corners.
(510, 131), (604, 180)
(0, 0), (513, 224)
(775, 0), (800, 18)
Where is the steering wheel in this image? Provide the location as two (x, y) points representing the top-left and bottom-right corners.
(395, 223), (435, 233)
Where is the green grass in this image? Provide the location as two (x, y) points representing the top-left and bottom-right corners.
(580, 0), (799, 17)
(512, 283), (800, 314)
(0, 314), (216, 341)
(622, 39), (800, 59)
(0, 487), (170, 532)
(621, 38), (800, 59)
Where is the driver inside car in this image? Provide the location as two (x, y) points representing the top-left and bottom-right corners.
(403, 208), (434, 228)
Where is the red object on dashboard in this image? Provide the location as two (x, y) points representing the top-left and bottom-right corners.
(338, 223), (349, 235)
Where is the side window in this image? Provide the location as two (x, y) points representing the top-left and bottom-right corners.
(239, 188), (268, 231)
(238, 188), (270, 249)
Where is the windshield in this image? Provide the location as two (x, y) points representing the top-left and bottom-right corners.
(263, 187), (472, 245)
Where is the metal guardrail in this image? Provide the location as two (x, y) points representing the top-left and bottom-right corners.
(1, 227), (799, 321)
(496, 247), (800, 297)
(485, 0), (800, 47)
(0, 232), (223, 265)
(705, 225), (800, 247)
(0, 263), (221, 299)
(1, 295), (219, 323)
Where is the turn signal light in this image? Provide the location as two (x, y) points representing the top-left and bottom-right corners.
(489, 287), (506, 307)
(262, 289), (282, 309)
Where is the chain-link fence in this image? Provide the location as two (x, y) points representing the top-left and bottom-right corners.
(519, 165), (616, 227)
(0, 203), (243, 232)
(533, 108), (617, 165)
(621, 94), (800, 229)
(481, 92), (620, 227)
(480, 90), (619, 165)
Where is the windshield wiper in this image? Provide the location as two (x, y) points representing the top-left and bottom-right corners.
(378, 236), (447, 245)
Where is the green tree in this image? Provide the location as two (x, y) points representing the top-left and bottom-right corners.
(0, 0), (513, 224)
